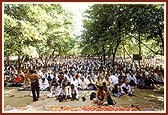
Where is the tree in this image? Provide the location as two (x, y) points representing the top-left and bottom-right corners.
(4, 4), (40, 70)
(81, 4), (131, 66)
(80, 4), (164, 67)
(4, 4), (76, 70)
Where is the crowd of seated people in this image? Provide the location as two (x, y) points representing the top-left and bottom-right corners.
(4, 57), (164, 103)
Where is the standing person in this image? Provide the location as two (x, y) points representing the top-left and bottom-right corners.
(27, 69), (40, 102)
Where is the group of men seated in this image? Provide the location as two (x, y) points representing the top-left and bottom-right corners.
(44, 70), (135, 104)
(4, 58), (164, 104)
(12, 68), (133, 103)
(89, 78), (133, 106)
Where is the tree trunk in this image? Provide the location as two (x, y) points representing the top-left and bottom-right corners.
(111, 20), (122, 68)
(157, 26), (164, 55)
(130, 34), (160, 55)
(138, 33), (141, 69)
(18, 55), (21, 73)
(103, 45), (106, 65)
(112, 42), (120, 68)
(123, 41), (126, 61)
(112, 53), (115, 68)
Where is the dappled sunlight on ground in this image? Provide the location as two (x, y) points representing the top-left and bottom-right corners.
(4, 85), (164, 112)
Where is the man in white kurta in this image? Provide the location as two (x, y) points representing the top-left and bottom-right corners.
(39, 78), (49, 91)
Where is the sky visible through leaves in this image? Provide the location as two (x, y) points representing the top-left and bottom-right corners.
(61, 3), (91, 35)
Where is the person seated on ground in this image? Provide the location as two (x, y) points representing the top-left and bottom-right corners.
(18, 69), (25, 80)
(118, 75), (126, 86)
(62, 77), (70, 86)
(112, 83), (122, 97)
(47, 83), (61, 98)
(70, 76), (80, 89)
(95, 75), (103, 89)
(144, 76), (155, 89)
(58, 71), (64, 85)
(67, 72), (73, 85)
(62, 76), (71, 93)
(102, 82), (107, 92)
(49, 76), (58, 89)
(57, 83), (69, 102)
(103, 75), (112, 93)
(49, 71), (55, 81)
(149, 71), (157, 84)
(75, 73), (81, 89)
(86, 75), (96, 90)
(4, 75), (8, 87)
(93, 86), (107, 105)
(120, 79), (133, 96)
(109, 73), (119, 89)
(38, 69), (43, 78)
(154, 72), (164, 84)
(93, 71), (99, 81)
(137, 77), (145, 89)
(126, 71), (137, 86)
(17, 67), (33, 90)
(69, 84), (79, 101)
(79, 77), (87, 90)
(12, 69), (25, 87)
(39, 77), (49, 91)
(9, 75), (22, 87)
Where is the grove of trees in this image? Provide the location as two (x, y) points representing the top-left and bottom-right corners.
(80, 4), (164, 66)
(4, 3), (164, 69)
(4, 4), (76, 69)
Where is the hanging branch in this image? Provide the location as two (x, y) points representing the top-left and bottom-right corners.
(129, 34), (162, 55)
(123, 44), (137, 66)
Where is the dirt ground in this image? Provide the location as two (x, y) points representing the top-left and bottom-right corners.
(3, 84), (165, 112)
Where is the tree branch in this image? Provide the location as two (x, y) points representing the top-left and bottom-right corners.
(129, 34), (162, 55)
